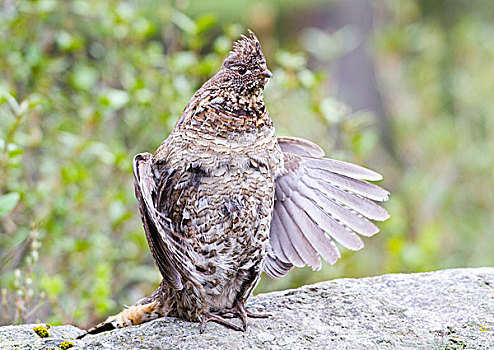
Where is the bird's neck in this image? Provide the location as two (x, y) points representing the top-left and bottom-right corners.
(216, 86), (266, 115)
(211, 87), (270, 133)
(178, 86), (271, 135)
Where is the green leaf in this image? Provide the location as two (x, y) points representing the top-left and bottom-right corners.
(70, 64), (98, 91)
(319, 97), (348, 124)
(195, 14), (216, 33)
(8, 148), (23, 158)
(214, 35), (230, 54)
(94, 262), (115, 315)
(171, 11), (197, 35)
(0, 91), (21, 115)
(56, 30), (84, 52)
(0, 192), (20, 216)
(275, 50), (307, 70)
(40, 274), (65, 298)
(171, 51), (198, 72)
(100, 89), (130, 110)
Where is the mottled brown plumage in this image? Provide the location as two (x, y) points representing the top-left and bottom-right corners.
(79, 30), (389, 338)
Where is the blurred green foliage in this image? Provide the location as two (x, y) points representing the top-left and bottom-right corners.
(1, 0), (493, 327)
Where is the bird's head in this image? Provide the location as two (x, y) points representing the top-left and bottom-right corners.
(215, 30), (273, 96)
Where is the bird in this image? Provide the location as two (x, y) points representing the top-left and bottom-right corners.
(78, 30), (389, 338)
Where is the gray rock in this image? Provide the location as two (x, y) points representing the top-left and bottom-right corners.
(1, 267), (493, 349)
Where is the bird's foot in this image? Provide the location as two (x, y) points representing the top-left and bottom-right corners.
(200, 300), (269, 333)
(215, 300), (269, 331)
(200, 311), (244, 333)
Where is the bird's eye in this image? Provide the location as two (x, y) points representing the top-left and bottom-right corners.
(238, 66), (247, 75)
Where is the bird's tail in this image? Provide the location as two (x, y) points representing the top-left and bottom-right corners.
(77, 286), (166, 339)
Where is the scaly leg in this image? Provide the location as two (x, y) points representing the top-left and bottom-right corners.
(219, 302), (270, 319)
(201, 300), (270, 333)
(200, 311), (243, 333)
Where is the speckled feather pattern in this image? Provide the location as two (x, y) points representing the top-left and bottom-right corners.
(81, 31), (389, 337)
(141, 32), (283, 321)
(153, 99), (283, 321)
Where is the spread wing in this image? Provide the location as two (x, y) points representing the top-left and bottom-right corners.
(133, 153), (203, 290)
(264, 137), (390, 279)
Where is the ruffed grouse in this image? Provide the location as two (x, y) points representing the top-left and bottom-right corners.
(79, 30), (389, 337)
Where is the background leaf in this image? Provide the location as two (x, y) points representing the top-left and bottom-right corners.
(0, 193), (20, 217)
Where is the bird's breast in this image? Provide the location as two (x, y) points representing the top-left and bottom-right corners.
(163, 126), (282, 257)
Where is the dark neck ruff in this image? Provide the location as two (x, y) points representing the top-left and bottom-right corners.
(187, 86), (271, 135)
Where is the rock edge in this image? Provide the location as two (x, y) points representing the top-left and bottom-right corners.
(1, 267), (493, 349)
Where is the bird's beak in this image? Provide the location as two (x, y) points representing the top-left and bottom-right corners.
(260, 69), (273, 79)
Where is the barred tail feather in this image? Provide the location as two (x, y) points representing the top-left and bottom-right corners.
(77, 300), (164, 339)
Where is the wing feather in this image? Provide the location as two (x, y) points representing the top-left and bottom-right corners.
(277, 136), (325, 157)
(264, 249), (293, 279)
(268, 212), (291, 264)
(300, 178), (379, 236)
(276, 202), (321, 269)
(307, 176), (389, 221)
(307, 167), (389, 201)
(265, 137), (390, 278)
(133, 153), (184, 290)
(270, 210), (304, 267)
(304, 157), (384, 181)
(133, 153), (206, 290)
(291, 191), (364, 250)
(282, 196), (339, 265)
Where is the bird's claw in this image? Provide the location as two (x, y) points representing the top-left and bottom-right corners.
(202, 300), (269, 332)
